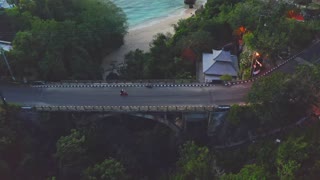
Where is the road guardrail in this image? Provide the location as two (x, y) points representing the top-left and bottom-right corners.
(33, 105), (218, 112)
(31, 83), (215, 88)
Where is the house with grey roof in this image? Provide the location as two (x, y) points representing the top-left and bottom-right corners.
(0, 40), (12, 51)
(0, 0), (14, 9)
(202, 49), (239, 82)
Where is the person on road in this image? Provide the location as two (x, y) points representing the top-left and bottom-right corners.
(120, 89), (125, 95)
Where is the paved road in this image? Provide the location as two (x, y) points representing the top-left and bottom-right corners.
(0, 84), (251, 106)
(1, 41), (319, 107)
(277, 41), (320, 73)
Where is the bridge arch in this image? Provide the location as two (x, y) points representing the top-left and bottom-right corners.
(93, 112), (182, 134)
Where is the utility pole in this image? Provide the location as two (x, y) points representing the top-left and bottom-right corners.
(0, 48), (15, 81)
(250, 52), (255, 78)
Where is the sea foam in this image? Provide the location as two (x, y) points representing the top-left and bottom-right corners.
(110, 0), (206, 28)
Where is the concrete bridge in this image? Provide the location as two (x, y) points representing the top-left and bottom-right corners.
(2, 40), (320, 134)
(1, 82), (245, 135)
(27, 106), (228, 135)
(2, 41), (318, 109)
(29, 105), (230, 134)
(1, 81), (248, 135)
(1, 84), (250, 107)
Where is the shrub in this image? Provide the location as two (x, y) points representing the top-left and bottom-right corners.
(220, 74), (233, 81)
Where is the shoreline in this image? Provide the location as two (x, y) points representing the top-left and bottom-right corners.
(102, 2), (206, 79)
(128, 6), (188, 31)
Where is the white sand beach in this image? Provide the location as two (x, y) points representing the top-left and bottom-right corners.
(101, 7), (200, 79)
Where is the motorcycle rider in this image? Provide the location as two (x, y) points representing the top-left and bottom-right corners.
(120, 89), (125, 95)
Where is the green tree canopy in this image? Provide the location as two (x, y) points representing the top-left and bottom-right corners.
(247, 70), (317, 127)
(226, 0), (263, 30)
(174, 30), (215, 60)
(276, 137), (309, 179)
(83, 158), (127, 180)
(7, 0), (127, 81)
(56, 129), (86, 162)
(221, 164), (269, 180)
(55, 129), (88, 179)
(171, 141), (217, 179)
(247, 73), (288, 104)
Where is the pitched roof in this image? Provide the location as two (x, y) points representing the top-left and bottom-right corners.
(212, 50), (233, 63)
(0, 0), (13, 8)
(203, 53), (214, 72)
(202, 50), (238, 77)
(204, 61), (237, 76)
(0, 40), (12, 51)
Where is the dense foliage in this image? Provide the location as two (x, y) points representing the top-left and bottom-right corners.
(170, 141), (217, 179)
(83, 158), (127, 180)
(0, 106), (181, 180)
(225, 64), (319, 132)
(0, 65), (319, 179)
(121, 0), (319, 80)
(219, 123), (320, 179)
(2, 0), (318, 81)
(216, 64), (320, 179)
(2, 0), (127, 81)
(120, 34), (196, 79)
(120, 0), (236, 80)
(1, 0), (320, 179)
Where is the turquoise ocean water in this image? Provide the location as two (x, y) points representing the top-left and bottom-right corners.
(110, 0), (205, 28)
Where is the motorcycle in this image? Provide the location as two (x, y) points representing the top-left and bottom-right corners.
(120, 91), (128, 96)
